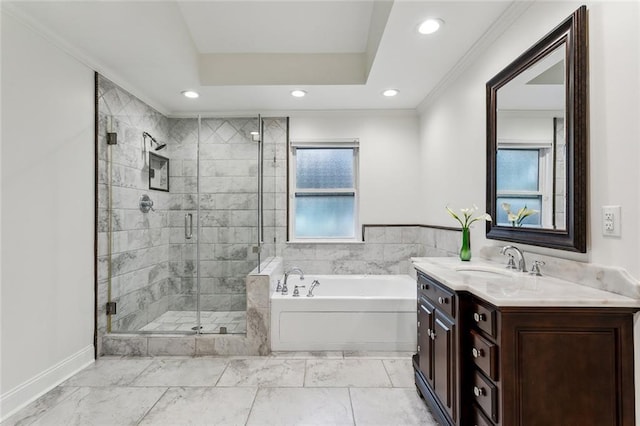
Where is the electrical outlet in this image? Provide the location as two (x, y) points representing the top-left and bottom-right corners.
(602, 205), (621, 237)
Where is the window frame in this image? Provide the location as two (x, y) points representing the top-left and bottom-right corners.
(288, 140), (361, 242)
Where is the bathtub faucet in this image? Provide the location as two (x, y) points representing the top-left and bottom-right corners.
(307, 280), (320, 297)
(282, 267), (304, 295)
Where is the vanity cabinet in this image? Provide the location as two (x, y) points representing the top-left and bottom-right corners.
(415, 271), (460, 425)
(414, 270), (638, 426)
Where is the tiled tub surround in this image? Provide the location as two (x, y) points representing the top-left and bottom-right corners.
(102, 257), (280, 356)
(271, 274), (417, 351)
(279, 225), (462, 275)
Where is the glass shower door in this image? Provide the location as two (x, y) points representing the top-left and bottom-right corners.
(195, 116), (261, 334)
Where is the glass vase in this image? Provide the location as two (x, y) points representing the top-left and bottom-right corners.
(460, 228), (471, 261)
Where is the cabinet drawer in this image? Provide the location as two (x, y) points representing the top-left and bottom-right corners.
(470, 301), (496, 338)
(471, 405), (493, 426)
(417, 272), (455, 318)
(470, 330), (498, 380)
(472, 370), (498, 422)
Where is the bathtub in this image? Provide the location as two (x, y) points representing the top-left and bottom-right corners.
(270, 275), (417, 351)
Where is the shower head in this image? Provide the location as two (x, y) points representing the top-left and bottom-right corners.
(142, 132), (167, 151)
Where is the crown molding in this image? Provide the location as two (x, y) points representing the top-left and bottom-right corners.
(417, 1), (535, 114)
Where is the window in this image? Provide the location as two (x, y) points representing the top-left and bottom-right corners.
(496, 146), (552, 227)
(289, 141), (360, 241)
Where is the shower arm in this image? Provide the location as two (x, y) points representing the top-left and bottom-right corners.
(142, 131), (157, 145)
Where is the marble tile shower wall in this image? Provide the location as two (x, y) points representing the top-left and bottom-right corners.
(97, 75), (171, 342)
(166, 117), (263, 313)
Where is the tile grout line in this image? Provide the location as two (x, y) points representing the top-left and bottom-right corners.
(213, 359), (232, 387)
(380, 359), (395, 388)
(243, 386), (260, 426)
(134, 386), (170, 425)
(348, 387), (357, 426)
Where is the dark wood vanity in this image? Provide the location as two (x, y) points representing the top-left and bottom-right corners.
(414, 270), (638, 426)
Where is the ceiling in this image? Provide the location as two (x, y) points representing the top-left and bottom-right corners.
(4, 1), (527, 115)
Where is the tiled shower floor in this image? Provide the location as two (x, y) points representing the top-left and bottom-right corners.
(139, 310), (247, 334)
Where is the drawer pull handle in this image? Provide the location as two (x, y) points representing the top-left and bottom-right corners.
(473, 312), (486, 322)
(473, 386), (486, 397)
(472, 348), (484, 358)
(430, 330), (436, 340)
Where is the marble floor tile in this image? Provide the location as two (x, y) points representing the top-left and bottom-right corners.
(382, 359), (415, 388)
(131, 357), (229, 386)
(139, 387), (256, 425)
(61, 358), (154, 387)
(246, 387), (354, 426)
(305, 359), (392, 388)
(349, 388), (436, 426)
(2, 386), (79, 426)
(270, 351), (344, 359)
(343, 351), (414, 359)
(217, 358), (305, 387)
(24, 387), (166, 425)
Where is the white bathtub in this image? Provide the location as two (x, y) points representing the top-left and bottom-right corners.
(270, 275), (417, 351)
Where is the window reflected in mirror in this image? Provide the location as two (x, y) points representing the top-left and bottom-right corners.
(495, 43), (566, 231)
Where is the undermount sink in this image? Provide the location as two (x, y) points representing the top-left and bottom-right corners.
(454, 265), (516, 278)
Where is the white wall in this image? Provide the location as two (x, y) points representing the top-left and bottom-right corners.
(418, 1), (640, 279)
(289, 111), (422, 225)
(1, 11), (95, 418)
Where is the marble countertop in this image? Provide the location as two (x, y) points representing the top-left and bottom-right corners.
(412, 257), (640, 308)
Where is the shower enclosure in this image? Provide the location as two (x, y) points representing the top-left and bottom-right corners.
(97, 75), (280, 337)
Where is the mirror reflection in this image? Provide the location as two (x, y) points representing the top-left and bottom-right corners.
(495, 43), (566, 230)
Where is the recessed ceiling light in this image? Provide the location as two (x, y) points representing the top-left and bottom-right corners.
(382, 89), (399, 97)
(291, 90), (307, 98)
(418, 18), (444, 35)
(181, 90), (199, 99)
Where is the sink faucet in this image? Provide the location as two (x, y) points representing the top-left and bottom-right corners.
(282, 267), (304, 295)
(500, 245), (527, 272)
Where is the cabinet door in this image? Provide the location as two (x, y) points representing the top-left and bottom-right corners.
(418, 296), (435, 386)
(433, 310), (456, 421)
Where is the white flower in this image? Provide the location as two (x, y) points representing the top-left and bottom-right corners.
(446, 205), (492, 229)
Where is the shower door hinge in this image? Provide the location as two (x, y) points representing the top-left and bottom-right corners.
(106, 302), (117, 315)
(106, 132), (118, 145)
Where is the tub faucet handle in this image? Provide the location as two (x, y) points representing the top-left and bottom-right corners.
(275, 280), (282, 292)
(292, 285), (306, 297)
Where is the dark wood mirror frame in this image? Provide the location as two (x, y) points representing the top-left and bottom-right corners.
(486, 5), (587, 252)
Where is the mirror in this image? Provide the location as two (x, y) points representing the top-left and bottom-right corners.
(486, 6), (587, 252)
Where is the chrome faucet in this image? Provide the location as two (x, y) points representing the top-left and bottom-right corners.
(500, 245), (527, 272)
(282, 267), (304, 295)
(307, 280), (320, 297)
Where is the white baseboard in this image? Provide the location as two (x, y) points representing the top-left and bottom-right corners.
(0, 345), (94, 422)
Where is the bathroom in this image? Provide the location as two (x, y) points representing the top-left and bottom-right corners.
(2, 0), (639, 424)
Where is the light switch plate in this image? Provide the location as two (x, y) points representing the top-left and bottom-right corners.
(602, 205), (621, 237)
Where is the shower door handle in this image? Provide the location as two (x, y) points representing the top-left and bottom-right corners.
(185, 213), (193, 239)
